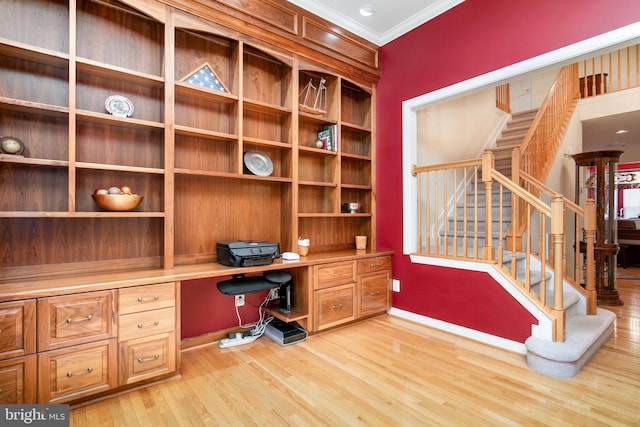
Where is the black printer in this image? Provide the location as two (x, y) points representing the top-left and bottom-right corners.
(216, 240), (280, 267)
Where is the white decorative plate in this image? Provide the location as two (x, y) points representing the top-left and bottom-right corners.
(244, 150), (273, 176)
(105, 95), (134, 117)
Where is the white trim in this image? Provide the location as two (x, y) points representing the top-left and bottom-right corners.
(402, 22), (640, 256)
(388, 307), (527, 354)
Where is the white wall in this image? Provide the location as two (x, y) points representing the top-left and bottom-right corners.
(416, 88), (506, 164)
(578, 87), (640, 162)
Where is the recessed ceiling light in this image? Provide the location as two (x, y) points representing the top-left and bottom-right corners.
(359, 4), (376, 17)
(615, 129), (629, 134)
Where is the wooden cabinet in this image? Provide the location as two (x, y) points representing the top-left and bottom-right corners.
(0, 300), (36, 361)
(37, 339), (117, 404)
(0, 0), (381, 404)
(312, 255), (391, 331)
(314, 261), (356, 289)
(16, 283), (177, 404)
(36, 290), (117, 403)
(37, 291), (116, 351)
(312, 261), (357, 331)
(314, 284), (356, 330)
(118, 282), (177, 385)
(0, 300), (36, 403)
(0, 356), (36, 404)
(357, 256), (392, 318)
(0, 0), (377, 280)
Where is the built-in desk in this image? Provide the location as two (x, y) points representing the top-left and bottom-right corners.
(0, 249), (392, 405)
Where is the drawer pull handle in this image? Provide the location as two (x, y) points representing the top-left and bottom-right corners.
(67, 367), (93, 377)
(137, 295), (160, 302)
(369, 263), (380, 267)
(369, 291), (381, 296)
(331, 303), (343, 310)
(66, 314), (93, 323)
(138, 354), (160, 363)
(331, 272), (343, 277)
(138, 320), (160, 328)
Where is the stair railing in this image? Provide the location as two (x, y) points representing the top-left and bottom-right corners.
(515, 169), (598, 315)
(509, 64), (581, 253)
(578, 43), (640, 98)
(518, 64), (580, 182)
(411, 151), (596, 341)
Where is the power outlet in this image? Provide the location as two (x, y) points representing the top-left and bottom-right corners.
(235, 294), (245, 307)
(392, 279), (400, 292)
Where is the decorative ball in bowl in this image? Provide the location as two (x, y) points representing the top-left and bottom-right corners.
(92, 187), (143, 211)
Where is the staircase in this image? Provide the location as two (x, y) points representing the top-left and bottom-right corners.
(491, 108), (538, 178)
(436, 112), (616, 379)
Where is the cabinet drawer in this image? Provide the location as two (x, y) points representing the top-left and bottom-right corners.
(359, 271), (390, 317)
(0, 355), (36, 404)
(0, 300), (36, 360)
(314, 261), (356, 289)
(119, 332), (176, 385)
(118, 282), (175, 315)
(37, 291), (115, 352)
(314, 283), (355, 330)
(118, 307), (175, 342)
(357, 256), (391, 274)
(37, 339), (117, 404)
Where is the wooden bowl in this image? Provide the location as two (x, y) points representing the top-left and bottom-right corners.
(92, 194), (143, 211)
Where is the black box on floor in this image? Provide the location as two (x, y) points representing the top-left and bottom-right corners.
(265, 318), (307, 346)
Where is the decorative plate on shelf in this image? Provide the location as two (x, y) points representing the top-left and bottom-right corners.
(105, 95), (134, 117)
(244, 150), (273, 176)
(0, 136), (25, 155)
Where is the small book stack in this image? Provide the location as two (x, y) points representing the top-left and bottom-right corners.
(317, 124), (338, 152)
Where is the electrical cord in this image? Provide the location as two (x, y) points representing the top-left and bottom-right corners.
(235, 287), (280, 338)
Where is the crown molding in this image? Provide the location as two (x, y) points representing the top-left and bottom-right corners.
(287, 0), (464, 46)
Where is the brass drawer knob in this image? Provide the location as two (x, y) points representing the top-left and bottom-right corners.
(66, 314), (93, 323)
(137, 295), (160, 302)
(67, 367), (93, 377)
(331, 303), (343, 310)
(369, 290), (381, 296)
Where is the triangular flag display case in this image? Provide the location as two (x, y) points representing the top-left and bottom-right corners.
(181, 62), (228, 93)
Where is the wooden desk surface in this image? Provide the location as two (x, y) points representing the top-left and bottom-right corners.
(0, 249), (393, 302)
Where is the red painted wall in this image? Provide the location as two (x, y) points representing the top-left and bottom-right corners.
(376, 0), (640, 342)
(181, 277), (269, 338)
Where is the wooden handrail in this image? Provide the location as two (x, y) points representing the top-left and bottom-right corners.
(518, 64), (580, 182)
(412, 151), (596, 342)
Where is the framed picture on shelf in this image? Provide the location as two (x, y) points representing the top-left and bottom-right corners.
(181, 62), (228, 93)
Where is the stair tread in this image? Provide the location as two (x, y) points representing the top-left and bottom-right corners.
(525, 309), (616, 362)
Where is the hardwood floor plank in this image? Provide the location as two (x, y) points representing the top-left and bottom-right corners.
(70, 275), (640, 426)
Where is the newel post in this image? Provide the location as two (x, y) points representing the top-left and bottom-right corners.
(481, 150), (495, 261)
(551, 195), (566, 341)
(584, 198), (597, 315)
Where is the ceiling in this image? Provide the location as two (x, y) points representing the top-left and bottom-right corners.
(583, 110), (640, 161)
(287, 0), (464, 46)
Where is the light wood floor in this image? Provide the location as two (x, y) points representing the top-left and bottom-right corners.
(70, 273), (640, 426)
